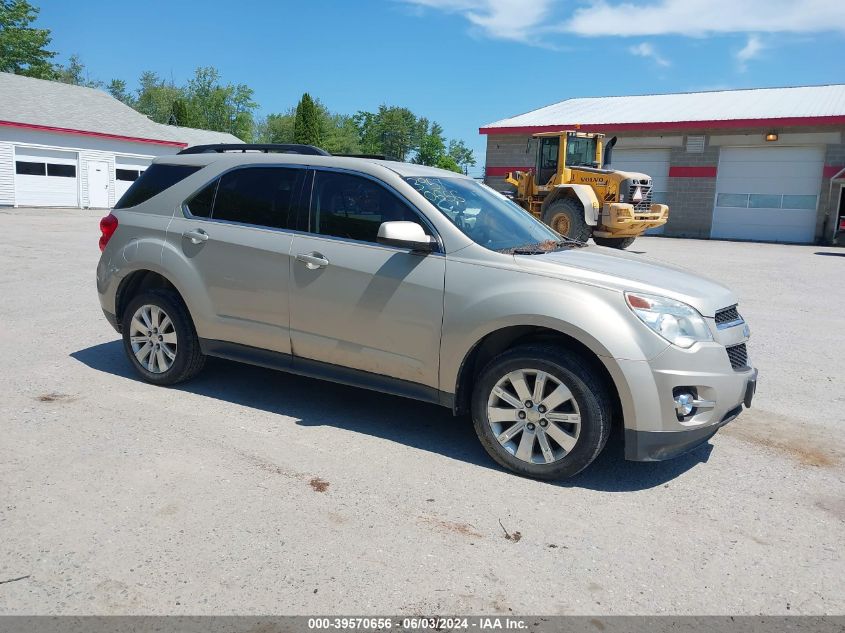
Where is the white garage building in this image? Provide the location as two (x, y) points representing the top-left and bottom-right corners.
(482, 84), (845, 244)
(0, 72), (241, 209)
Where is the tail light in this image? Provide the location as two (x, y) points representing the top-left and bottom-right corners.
(99, 213), (118, 251)
(839, 217), (845, 232)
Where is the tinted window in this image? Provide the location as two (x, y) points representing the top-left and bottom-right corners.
(47, 164), (76, 178)
(116, 168), (140, 182)
(312, 171), (424, 243)
(212, 167), (302, 229)
(16, 161), (45, 175)
(186, 180), (217, 218)
(115, 164), (200, 209)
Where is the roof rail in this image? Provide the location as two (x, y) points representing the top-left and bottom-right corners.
(333, 153), (388, 160)
(178, 143), (331, 156)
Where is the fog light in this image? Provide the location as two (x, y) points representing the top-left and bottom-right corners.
(674, 392), (695, 417)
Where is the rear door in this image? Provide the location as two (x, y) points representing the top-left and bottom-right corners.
(288, 169), (445, 389)
(165, 165), (306, 354)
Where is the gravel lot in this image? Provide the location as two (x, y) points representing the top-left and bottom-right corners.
(1, 207), (843, 615)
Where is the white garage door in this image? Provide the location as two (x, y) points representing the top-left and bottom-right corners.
(14, 147), (79, 207)
(115, 156), (152, 200)
(711, 146), (823, 243)
(612, 148), (670, 234)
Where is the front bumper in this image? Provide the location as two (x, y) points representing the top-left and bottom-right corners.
(595, 203), (669, 238)
(619, 337), (758, 461)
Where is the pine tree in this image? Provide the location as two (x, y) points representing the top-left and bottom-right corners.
(294, 93), (322, 147)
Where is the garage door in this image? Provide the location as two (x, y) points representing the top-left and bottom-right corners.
(711, 146), (823, 243)
(612, 148), (670, 234)
(115, 156), (152, 200)
(14, 147), (79, 207)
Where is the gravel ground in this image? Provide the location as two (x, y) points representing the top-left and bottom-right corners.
(1, 207), (843, 615)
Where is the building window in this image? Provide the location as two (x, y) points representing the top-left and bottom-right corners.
(16, 161), (46, 176)
(116, 168), (142, 182)
(47, 164), (76, 178)
(718, 193), (818, 210)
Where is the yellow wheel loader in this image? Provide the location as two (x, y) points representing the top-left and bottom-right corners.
(505, 131), (669, 249)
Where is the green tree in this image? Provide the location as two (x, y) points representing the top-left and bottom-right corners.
(415, 121), (446, 166)
(107, 78), (134, 106)
(54, 53), (101, 87)
(294, 93), (321, 146)
(134, 71), (184, 125)
(261, 109), (296, 143)
(447, 139), (476, 173)
(0, 0), (55, 78)
(436, 154), (462, 173)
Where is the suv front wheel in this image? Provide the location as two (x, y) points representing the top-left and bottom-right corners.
(121, 289), (206, 385)
(471, 345), (612, 479)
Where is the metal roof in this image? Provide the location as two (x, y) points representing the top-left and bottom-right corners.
(0, 72), (242, 147)
(481, 84), (845, 134)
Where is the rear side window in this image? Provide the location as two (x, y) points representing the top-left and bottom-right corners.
(115, 164), (200, 209)
(185, 180), (217, 218)
(209, 167), (303, 229)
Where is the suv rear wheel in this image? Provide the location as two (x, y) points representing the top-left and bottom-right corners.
(121, 289), (206, 385)
(471, 345), (611, 479)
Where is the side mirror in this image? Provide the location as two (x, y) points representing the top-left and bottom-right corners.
(377, 221), (435, 252)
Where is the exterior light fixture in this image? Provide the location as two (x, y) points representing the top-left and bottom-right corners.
(765, 132), (778, 142)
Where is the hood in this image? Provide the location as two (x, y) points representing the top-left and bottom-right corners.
(514, 245), (736, 317)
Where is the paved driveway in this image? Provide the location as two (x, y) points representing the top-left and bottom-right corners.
(1, 207), (843, 615)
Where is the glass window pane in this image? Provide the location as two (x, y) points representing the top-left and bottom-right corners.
(16, 161), (46, 176)
(716, 193), (749, 208)
(115, 164), (200, 209)
(185, 180), (217, 218)
(116, 168), (139, 182)
(781, 195), (817, 210)
(313, 171), (423, 243)
(212, 167), (301, 229)
(748, 194), (783, 209)
(46, 163), (76, 178)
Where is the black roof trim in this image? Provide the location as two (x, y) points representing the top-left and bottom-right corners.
(333, 153), (389, 160)
(178, 143), (331, 156)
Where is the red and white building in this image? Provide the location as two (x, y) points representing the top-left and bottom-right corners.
(481, 84), (845, 244)
(0, 72), (240, 209)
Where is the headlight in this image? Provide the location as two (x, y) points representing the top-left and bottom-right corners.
(625, 292), (713, 348)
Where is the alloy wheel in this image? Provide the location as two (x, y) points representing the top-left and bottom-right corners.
(129, 304), (178, 374)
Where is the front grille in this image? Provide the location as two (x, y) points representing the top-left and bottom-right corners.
(726, 343), (748, 370)
(715, 305), (742, 326)
(628, 183), (653, 212)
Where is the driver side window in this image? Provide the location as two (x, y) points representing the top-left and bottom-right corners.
(311, 171), (427, 244)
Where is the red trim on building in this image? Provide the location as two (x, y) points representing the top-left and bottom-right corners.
(823, 165), (844, 179)
(486, 165), (532, 176)
(479, 115), (845, 136)
(0, 120), (188, 147)
(669, 166), (718, 178)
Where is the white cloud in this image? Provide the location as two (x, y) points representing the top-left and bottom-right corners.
(563, 0), (845, 37)
(736, 34), (765, 71)
(629, 42), (670, 66)
(401, 0), (555, 43)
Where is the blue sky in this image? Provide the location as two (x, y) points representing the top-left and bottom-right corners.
(35, 0), (845, 176)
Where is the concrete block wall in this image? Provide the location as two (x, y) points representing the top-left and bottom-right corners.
(663, 143), (720, 239)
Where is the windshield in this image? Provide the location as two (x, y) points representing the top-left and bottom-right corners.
(566, 135), (598, 168)
(405, 176), (564, 252)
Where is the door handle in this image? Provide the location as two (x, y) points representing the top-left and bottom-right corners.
(296, 252), (329, 269)
(183, 229), (209, 245)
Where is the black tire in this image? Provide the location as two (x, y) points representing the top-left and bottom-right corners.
(121, 289), (206, 386)
(593, 236), (636, 249)
(542, 198), (592, 242)
(471, 344), (612, 480)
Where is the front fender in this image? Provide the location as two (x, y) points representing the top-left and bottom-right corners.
(542, 184), (600, 225)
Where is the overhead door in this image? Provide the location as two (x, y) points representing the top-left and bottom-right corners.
(711, 146), (823, 243)
(14, 147), (79, 207)
(612, 148), (670, 234)
(115, 156), (152, 200)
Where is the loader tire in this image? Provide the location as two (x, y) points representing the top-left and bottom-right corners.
(593, 236), (637, 249)
(543, 198), (591, 242)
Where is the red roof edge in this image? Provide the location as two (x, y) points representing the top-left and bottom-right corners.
(479, 115), (845, 135)
(0, 120), (188, 148)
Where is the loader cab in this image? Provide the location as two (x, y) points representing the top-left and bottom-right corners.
(535, 136), (560, 186)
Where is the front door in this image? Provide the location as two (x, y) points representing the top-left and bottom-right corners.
(163, 165), (305, 354)
(289, 169), (445, 389)
(536, 137), (559, 186)
(87, 160), (110, 208)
